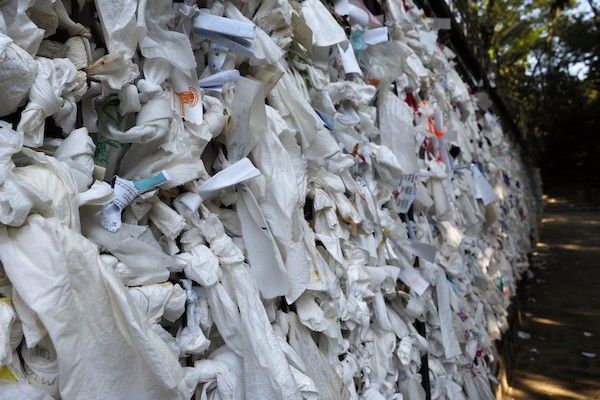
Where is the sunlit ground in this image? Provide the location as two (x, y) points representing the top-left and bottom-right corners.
(507, 372), (596, 399)
(499, 195), (600, 399)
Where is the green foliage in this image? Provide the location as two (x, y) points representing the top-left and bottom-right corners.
(450, 0), (600, 184)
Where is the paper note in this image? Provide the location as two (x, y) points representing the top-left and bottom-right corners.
(407, 239), (437, 263)
(302, 0), (348, 47)
(316, 233), (345, 265)
(193, 30), (255, 58)
(436, 269), (462, 358)
(198, 70), (240, 91)
(362, 27), (388, 45)
(353, 0), (383, 26)
(348, 4), (369, 27)
(170, 67), (203, 124)
(98, 171), (170, 232)
(399, 264), (429, 296)
(395, 174), (417, 213)
(196, 157), (261, 201)
(173, 192), (203, 219)
(339, 43), (363, 76)
(471, 164), (497, 205)
(238, 187), (289, 299)
(334, 0), (349, 15)
(193, 14), (255, 40)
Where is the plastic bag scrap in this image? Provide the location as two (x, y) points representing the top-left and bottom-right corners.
(0, 0), (542, 399)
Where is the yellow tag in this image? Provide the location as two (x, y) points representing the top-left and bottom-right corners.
(0, 296), (16, 381)
(0, 365), (17, 381)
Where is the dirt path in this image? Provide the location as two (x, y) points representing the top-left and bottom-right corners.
(503, 194), (600, 399)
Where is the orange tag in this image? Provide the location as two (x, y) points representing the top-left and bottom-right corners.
(367, 78), (380, 87)
(170, 67), (203, 124)
(427, 118), (444, 137)
(175, 87), (199, 119)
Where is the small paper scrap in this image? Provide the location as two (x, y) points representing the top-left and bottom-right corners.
(398, 264), (429, 296)
(407, 239), (437, 263)
(517, 331), (531, 339)
(98, 171), (171, 232)
(471, 164), (497, 205)
(395, 174), (417, 213)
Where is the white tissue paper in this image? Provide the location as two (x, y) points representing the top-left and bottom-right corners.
(0, 0), (542, 399)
